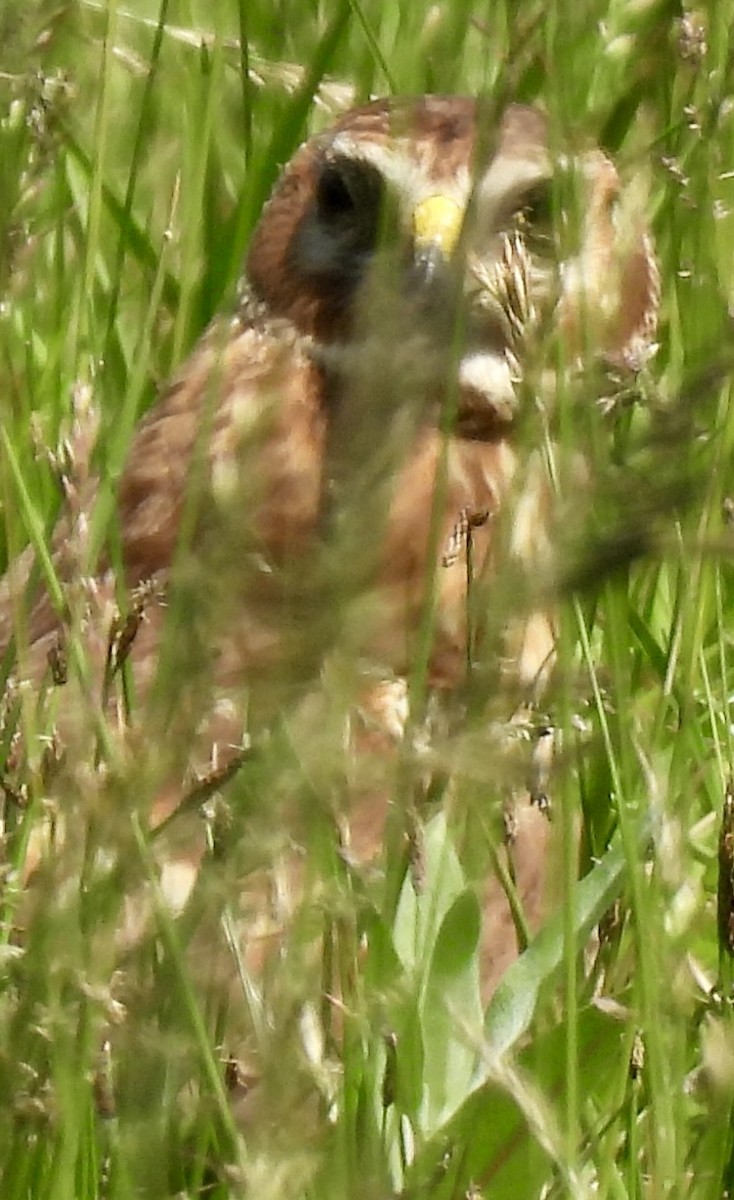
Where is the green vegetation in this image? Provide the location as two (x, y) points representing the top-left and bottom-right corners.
(0, 1), (734, 1196)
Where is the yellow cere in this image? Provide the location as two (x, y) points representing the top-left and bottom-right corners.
(412, 194), (463, 257)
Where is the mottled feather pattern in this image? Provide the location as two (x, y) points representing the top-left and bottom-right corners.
(0, 96), (658, 1002)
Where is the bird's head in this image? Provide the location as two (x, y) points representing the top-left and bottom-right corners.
(246, 96), (658, 438)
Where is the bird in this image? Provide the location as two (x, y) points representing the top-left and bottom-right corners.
(0, 95), (659, 1002)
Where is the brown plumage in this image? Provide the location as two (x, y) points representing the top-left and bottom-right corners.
(1, 96), (658, 999)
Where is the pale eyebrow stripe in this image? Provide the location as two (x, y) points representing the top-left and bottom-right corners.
(328, 133), (472, 209)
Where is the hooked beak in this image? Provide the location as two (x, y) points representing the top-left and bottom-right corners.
(411, 194), (463, 285)
(411, 193), (519, 432)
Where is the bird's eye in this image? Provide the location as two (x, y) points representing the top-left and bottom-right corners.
(316, 162), (359, 222)
(517, 182), (553, 230)
(299, 155), (386, 283)
(511, 181), (555, 255)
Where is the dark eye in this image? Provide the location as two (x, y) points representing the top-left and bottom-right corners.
(513, 181), (554, 253)
(298, 156), (386, 283)
(518, 182), (553, 229)
(316, 162), (359, 222)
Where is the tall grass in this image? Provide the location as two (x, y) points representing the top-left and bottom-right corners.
(0, 1), (734, 1197)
